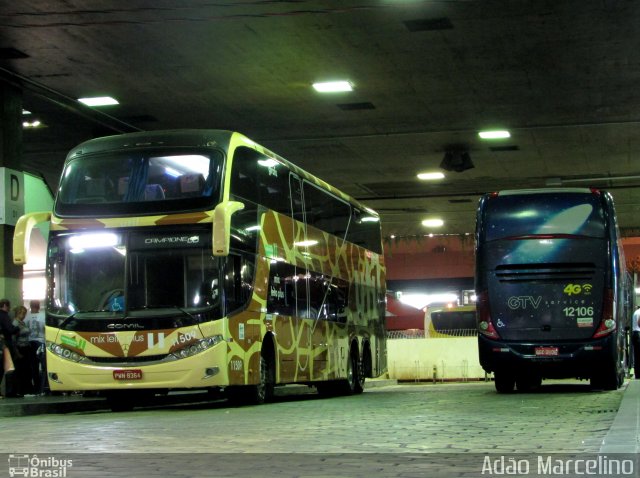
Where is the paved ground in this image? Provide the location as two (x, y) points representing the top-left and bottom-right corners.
(0, 379), (637, 477)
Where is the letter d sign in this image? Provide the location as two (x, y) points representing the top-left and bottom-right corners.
(10, 174), (19, 201)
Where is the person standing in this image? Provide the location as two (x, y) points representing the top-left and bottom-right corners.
(25, 300), (46, 394)
(0, 299), (19, 397)
(632, 306), (640, 379)
(12, 305), (34, 396)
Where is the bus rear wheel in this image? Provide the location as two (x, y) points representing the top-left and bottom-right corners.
(344, 348), (364, 395)
(494, 371), (516, 393)
(516, 374), (542, 392)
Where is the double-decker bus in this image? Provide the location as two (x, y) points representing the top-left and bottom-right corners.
(14, 130), (387, 410)
(475, 188), (631, 393)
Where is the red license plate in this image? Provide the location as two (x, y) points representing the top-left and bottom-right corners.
(535, 347), (559, 357)
(113, 369), (143, 380)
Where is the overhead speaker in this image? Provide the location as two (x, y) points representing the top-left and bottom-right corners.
(440, 150), (474, 172)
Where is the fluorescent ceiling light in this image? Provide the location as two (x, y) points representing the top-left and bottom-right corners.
(417, 172), (445, 180)
(78, 96), (119, 106)
(312, 81), (353, 93)
(22, 120), (42, 128)
(478, 130), (510, 139)
(422, 218), (444, 228)
(22, 110), (31, 115)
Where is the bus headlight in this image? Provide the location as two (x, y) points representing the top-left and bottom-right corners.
(169, 335), (224, 360)
(47, 341), (87, 363)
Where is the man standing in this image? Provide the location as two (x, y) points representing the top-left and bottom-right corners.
(25, 300), (46, 394)
(632, 306), (640, 379)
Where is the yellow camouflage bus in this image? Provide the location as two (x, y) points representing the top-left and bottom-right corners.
(14, 130), (387, 410)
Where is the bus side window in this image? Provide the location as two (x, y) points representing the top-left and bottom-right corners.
(230, 146), (289, 214)
(223, 254), (255, 315)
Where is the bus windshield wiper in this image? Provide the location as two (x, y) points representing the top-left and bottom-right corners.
(59, 310), (124, 328)
(135, 305), (198, 321)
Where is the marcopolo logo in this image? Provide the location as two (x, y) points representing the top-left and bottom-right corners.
(8, 454), (73, 477)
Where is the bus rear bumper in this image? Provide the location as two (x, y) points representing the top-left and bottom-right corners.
(46, 344), (229, 391)
(478, 334), (617, 379)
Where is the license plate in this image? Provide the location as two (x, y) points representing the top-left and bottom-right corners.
(535, 347), (559, 357)
(113, 369), (143, 380)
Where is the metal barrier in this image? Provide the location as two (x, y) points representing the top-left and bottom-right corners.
(386, 329), (477, 339)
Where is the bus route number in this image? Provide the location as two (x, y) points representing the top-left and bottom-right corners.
(563, 306), (593, 317)
(172, 331), (197, 346)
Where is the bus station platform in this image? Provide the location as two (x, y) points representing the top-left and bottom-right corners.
(0, 377), (398, 417)
(1, 379), (638, 454)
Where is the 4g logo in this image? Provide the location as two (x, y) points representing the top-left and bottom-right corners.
(563, 283), (593, 296)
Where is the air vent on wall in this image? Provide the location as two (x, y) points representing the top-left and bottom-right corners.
(489, 145), (519, 152)
(404, 18), (453, 32)
(336, 102), (376, 111)
(0, 48), (29, 59)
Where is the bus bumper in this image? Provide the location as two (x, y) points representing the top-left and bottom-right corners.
(46, 342), (229, 391)
(478, 334), (617, 379)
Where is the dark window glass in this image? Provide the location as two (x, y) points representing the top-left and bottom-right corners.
(303, 182), (351, 237)
(55, 150), (222, 216)
(482, 192), (606, 241)
(267, 262), (298, 317)
(347, 208), (383, 254)
(230, 147), (290, 214)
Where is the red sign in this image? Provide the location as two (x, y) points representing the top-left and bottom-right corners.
(113, 369), (143, 380)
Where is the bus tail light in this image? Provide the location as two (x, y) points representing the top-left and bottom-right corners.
(593, 288), (616, 338)
(477, 290), (500, 339)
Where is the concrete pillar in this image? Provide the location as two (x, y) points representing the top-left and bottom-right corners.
(0, 82), (23, 306)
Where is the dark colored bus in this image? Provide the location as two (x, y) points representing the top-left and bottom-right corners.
(475, 188), (631, 392)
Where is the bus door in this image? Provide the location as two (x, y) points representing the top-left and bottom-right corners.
(289, 174), (312, 379)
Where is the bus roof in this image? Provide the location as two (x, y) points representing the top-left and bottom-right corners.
(64, 129), (379, 217)
(494, 188), (597, 196)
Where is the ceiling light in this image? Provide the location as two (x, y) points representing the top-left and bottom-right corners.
(22, 120), (42, 129)
(78, 96), (119, 107)
(478, 130), (510, 139)
(417, 172), (445, 180)
(422, 218), (444, 228)
(312, 81), (353, 93)
(22, 110), (31, 115)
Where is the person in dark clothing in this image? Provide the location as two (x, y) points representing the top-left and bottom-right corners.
(13, 305), (34, 395)
(0, 298), (20, 398)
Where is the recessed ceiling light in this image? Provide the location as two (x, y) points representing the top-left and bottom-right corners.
(417, 172), (445, 180)
(312, 81), (353, 93)
(78, 96), (119, 107)
(478, 130), (510, 139)
(422, 218), (444, 228)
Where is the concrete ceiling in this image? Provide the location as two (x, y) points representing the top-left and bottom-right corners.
(2, 0), (640, 239)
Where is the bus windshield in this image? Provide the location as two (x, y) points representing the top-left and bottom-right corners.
(482, 191), (606, 241)
(55, 150), (224, 216)
(48, 229), (221, 318)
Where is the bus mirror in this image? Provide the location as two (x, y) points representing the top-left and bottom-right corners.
(212, 201), (245, 256)
(13, 211), (52, 265)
